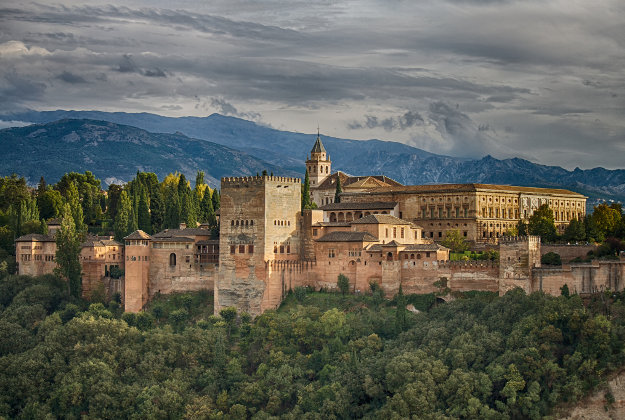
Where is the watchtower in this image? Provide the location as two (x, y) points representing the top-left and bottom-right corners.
(216, 175), (301, 316)
(498, 235), (541, 294)
(123, 230), (151, 312)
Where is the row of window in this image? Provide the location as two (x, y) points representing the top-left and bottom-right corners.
(427, 231), (468, 238)
(274, 220), (291, 227)
(231, 220), (254, 227)
(230, 245), (255, 254)
(421, 207), (469, 219)
(127, 255), (149, 261)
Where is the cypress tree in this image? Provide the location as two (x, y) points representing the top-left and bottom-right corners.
(37, 176), (47, 196)
(395, 284), (407, 334)
(212, 189), (220, 211)
(150, 187), (165, 233)
(200, 189), (216, 226)
(334, 175), (342, 203)
(165, 184), (181, 229)
(55, 203), (82, 299)
(302, 169), (312, 210)
(113, 190), (132, 241)
(67, 182), (85, 234)
(138, 188), (151, 233)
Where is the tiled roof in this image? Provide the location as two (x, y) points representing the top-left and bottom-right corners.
(123, 230), (152, 240)
(195, 239), (219, 245)
(315, 172), (403, 191)
(81, 236), (122, 247)
(312, 222), (351, 227)
(15, 233), (56, 242)
(318, 201), (397, 211)
(310, 135), (327, 154)
(351, 214), (412, 225)
(316, 231), (378, 242)
(342, 183), (585, 197)
(152, 236), (194, 243)
(403, 243), (449, 251)
(152, 228), (212, 238)
(382, 240), (402, 247)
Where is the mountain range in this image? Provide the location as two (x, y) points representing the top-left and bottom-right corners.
(1, 109), (624, 206)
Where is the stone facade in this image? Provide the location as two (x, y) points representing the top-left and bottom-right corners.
(340, 184), (586, 243)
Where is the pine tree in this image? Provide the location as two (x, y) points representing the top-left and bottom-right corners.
(138, 187), (151, 233)
(113, 190), (132, 241)
(302, 169), (312, 210)
(334, 175), (342, 203)
(55, 203), (82, 299)
(66, 182), (85, 233)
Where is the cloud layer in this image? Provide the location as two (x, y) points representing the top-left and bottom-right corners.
(0, 0), (623, 169)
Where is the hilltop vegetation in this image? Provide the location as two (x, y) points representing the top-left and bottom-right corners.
(1, 272), (625, 419)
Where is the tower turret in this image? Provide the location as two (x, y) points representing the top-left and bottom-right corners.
(306, 128), (331, 187)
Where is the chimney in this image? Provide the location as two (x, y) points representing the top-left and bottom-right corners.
(179, 222), (187, 230)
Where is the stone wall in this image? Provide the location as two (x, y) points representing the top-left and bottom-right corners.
(534, 261), (625, 295)
(124, 243), (150, 312)
(541, 244), (598, 262)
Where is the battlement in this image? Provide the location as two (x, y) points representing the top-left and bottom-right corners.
(439, 260), (499, 269)
(499, 235), (541, 244)
(221, 175), (301, 188)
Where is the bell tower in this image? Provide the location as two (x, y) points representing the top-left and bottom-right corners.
(306, 128), (331, 187)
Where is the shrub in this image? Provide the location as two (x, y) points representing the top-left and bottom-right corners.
(541, 252), (562, 266)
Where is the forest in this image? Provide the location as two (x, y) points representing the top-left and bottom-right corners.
(1, 272), (625, 419)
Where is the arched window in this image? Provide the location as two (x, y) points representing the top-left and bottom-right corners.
(169, 253), (176, 266)
(231, 220), (234, 226)
(417, 254), (422, 259)
(236, 220), (239, 226)
(245, 220), (248, 226)
(387, 252), (393, 261)
(250, 220), (254, 226)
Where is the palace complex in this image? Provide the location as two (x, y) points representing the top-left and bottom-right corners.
(15, 134), (625, 315)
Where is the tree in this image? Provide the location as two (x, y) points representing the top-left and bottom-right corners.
(165, 184), (181, 229)
(563, 218), (586, 243)
(106, 184), (124, 222)
(337, 273), (350, 295)
(55, 203), (82, 299)
(212, 189), (220, 212)
(517, 219), (528, 236)
(395, 284), (407, 334)
(541, 252), (562, 266)
(113, 190), (131, 241)
(592, 203), (622, 239)
(441, 229), (469, 253)
(150, 186), (165, 233)
(37, 176), (47, 196)
(528, 204), (557, 242)
(38, 189), (63, 220)
(200, 188), (216, 226)
(334, 176), (342, 203)
(585, 214), (602, 243)
(138, 187), (151, 233)
(302, 169), (312, 210)
(66, 181), (85, 233)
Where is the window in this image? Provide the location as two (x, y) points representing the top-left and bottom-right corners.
(385, 228), (389, 238)
(287, 245), (291, 254)
(313, 228), (318, 236)
(274, 246), (277, 253)
(393, 227), (397, 238)
(401, 228), (404, 239)
(239, 245), (245, 253)
(328, 249), (335, 258)
(248, 245), (254, 253)
(230, 246), (235, 254)
(185, 256), (190, 263)
(169, 253), (176, 266)
(280, 245), (284, 253)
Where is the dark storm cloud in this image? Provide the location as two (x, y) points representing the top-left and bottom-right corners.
(209, 97), (260, 121)
(56, 71), (87, 84)
(116, 54), (139, 73)
(143, 68), (166, 78)
(349, 111), (424, 131)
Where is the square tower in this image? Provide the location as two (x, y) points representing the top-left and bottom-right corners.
(306, 132), (331, 187)
(216, 175), (301, 316)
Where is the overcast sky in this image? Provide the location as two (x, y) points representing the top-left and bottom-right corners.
(1, 0), (623, 169)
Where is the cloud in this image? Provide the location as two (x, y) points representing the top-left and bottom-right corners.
(56, 71), (87, 84)
(116, 54), (139, 73)
(349, 110), (424, 131)
(143, 68), (166, 78)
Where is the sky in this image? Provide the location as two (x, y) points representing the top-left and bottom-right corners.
(0, 0), (623, 169)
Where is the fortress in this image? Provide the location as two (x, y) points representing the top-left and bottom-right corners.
(15, 134), (625, 315)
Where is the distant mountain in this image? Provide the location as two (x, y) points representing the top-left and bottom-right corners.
(0, 119), (295, 187)
(2, 110), (625, 204)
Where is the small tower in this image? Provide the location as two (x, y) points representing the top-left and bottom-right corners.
(124, 230), (151, 312)
(306, 128), (331, 187)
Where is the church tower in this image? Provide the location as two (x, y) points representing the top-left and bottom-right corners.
(305, 129), (331, 187)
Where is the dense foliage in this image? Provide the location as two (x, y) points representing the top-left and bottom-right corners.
(1, 271), (625, 419)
